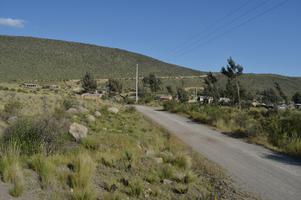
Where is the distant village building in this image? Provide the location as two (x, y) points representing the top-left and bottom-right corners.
(22, 83), (39, 88)
(219, 97), (231, 105)
(159, 95), (173, 101)
(49, 84), (60, 90)
(81, 91), (102, 100)
(197, 96), (214, 104)
(277, 104), (288, 110)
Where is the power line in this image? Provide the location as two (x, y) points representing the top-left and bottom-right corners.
(174, 0), (272, 56)
(176, 0), (288, 57)
(170, 0), (252, 54)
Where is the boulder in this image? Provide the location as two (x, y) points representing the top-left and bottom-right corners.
(77, 106), (89, 113)
(66, 108), (78, 114)
(87, 115), (96, 122)
(108, 107), (119, 114)
(7, 116), (18, 124)
(154, 157), (163, 164)
(69, 123), (88, 141)
(94, 111), (101, 117)
(163, 179), (173, 185)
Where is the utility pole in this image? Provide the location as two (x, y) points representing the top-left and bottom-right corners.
(136, 64), (139, 103)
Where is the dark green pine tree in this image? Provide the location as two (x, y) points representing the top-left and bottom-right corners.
(81, 72), (97, 93)
(221, 57), (243, 109)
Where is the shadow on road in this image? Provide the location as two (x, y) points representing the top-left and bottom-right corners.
(264, 153), (301, 166)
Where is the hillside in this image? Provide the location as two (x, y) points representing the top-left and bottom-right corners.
(0, 35), (300, 96)
(215, 73), (301, 97)
(0, 35), (202, 81)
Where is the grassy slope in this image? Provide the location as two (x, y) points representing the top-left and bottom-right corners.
(0, 35), (201, 81)
(0, 90), (253, 199)
(0, 35), (300, 96)
(216, 73), (301, 97)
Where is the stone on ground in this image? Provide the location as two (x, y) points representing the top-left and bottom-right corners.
(69, 122), (88, 141)
(77, 106), (89, 113)
(87, 114), (96, 122)
(108, 107), (119, 114)
(94, 111), (101, 117)
(7, 116), (18, 124)
(66, 108), (78, 114)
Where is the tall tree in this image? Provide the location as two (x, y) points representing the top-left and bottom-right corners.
(292, 92), (301, 104)
(203, 72), (219, 103)
(221, 57), (243, 109)
(107, 78), (123, 94)
(142, 74), (161, 93)
(177, 87), (189, 103)
(81, 72), (97, 93)
(274, 82), (288, 104)
(166, 85), (175, 96)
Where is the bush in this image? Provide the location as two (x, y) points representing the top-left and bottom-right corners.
(0, 144), (24, 197)
(128, 179), (143, 197)
(3, 100), (23, 117)
(172, 154), (192, 170)
(158, 165), (174, 180)
(28, 154), (54, 189)
(2, 117), (67, 155)
(68, 153), (96, 200)
(62, 98), (77, 110)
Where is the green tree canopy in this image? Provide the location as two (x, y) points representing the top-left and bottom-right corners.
(292, 92), (301, 104)
(166, 85), (175, 96)
(221, 57), (244, 109)
(177, 87), (189, 103)
(203, 72), (219, 102)
(107, 78), (123, 94)
(81, 72), (97, 93)
(142, 74), (161, 93)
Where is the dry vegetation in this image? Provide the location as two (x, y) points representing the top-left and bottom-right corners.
(0, 84), (253, 200)
(163, 102), (301, 158)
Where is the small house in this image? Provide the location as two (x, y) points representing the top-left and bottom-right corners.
(22, 83), (39, 88)
(159, 95), (173, 101)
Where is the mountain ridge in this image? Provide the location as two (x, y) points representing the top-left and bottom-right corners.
(0, 35), (300, 96)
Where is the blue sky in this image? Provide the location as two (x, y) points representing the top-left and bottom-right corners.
(0, 0), (300, 76)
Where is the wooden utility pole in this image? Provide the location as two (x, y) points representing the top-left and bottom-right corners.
(136, 64), (139, 103)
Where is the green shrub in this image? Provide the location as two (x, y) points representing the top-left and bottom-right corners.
(68, 153), (96, 200)
(81, 138), (100, 151)
(62, 98), (77, 110)
(285, 139), (301, 157)
(3, 100), (23, 117)
(2, 117), (66, 155)
(128, 179), (143, 197)
(158, 165), (174, 180)
(0, 144), (24, 197)
(103, 192), (124, 200)
(172, 154), (192, 170)
(28, 154), (54, 189)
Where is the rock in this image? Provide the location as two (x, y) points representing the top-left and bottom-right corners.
(108, 107), (119, 114)
(145, 149), (155, 156)
(154, 157), (163, 164)
(72, 87), (83, 94)
(69, 122), (88, 141)
(77, 106), (89, 113)
(66, 108), (78, 114)
(87, 114), (96, 122)
(7, 116), (18, 124)
(163, 179), (173, 185)
(94, 111), (101, 117)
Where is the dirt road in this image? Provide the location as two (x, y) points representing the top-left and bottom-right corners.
(136, 105), (301, 200)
